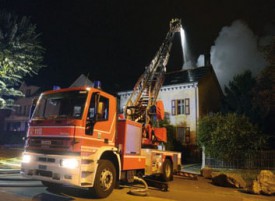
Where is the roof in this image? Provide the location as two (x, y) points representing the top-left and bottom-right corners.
(163, 66), (212, 86)
(70, 74), (93, 87)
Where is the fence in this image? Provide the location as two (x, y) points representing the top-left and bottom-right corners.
(205, 151), (275, 170)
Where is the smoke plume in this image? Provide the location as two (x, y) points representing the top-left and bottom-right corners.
(198, 20), (267, 90)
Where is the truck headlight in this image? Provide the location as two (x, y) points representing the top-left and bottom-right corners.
(22, 154), (32, 163)
(61, 158), (79, 169)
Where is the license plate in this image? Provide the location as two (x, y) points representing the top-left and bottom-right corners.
(41, 140), (51, 145)
(38, 165), (47, 170)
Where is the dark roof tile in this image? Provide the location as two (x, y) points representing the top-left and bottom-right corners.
(164, 66), (211, 85)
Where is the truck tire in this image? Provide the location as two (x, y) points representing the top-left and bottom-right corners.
(90, 159), (116, 198)
(161, 159), (173, 182)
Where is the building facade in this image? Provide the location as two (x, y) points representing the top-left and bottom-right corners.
(118, 65), (223, 161)
(3, 82), (40, 132)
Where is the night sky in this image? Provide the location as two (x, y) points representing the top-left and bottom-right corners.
(1, 0), (274, 93)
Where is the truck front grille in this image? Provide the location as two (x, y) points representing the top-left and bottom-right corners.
(36, 170), (53, 177)
(38, 157), (55, 163)
(27, 137), (71, 150)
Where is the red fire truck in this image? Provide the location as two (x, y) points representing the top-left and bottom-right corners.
(21, 19), (182, 198)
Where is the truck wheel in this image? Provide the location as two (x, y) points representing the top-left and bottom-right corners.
(90, 159), (116, 198)
(161, 159), (173, 182)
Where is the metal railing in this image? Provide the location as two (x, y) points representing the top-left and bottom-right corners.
(205, 151), (275, 170)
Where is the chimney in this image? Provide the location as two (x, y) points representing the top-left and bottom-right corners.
(204, 52), (211, 67)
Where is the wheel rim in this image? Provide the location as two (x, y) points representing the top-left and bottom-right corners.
(165, 163), (171, 177)
(99, 168), (113, 191)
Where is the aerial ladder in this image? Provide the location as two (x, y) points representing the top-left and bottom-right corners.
(124, 19), (182, 147)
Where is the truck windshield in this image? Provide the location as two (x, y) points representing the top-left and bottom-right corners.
(32, 90), (88, 120)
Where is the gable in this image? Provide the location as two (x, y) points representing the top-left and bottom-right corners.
(70, 74), (93, 87)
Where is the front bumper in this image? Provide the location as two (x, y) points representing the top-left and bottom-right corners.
(21, 152), (95, 187)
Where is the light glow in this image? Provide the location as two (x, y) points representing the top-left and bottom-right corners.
(180, 27), (193, 68)
(180, 28), (187, 63)
(61, 158), (79, 169)
(22, 154), (32, 163)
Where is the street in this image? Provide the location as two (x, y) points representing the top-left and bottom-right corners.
(0, 173), (273, 201)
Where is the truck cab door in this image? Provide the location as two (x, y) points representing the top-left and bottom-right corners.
(85, 92), (109, 135)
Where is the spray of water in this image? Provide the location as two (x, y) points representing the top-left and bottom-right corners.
(180, 28), (194, 69)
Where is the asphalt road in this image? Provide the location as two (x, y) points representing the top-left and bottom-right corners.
(0, 173), (274, 201)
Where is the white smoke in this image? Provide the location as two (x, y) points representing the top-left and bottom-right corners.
(196, 54), (204, 67)
(198, 20), (267, 90)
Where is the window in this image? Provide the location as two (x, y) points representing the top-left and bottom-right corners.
(171, 98), (190, 115)
(32, 90), (88, 120)
(97, 96), (109, 121)
(177, 100), (185, 114)
(23, 105), (27, 116)
(176, 127), (190, 144)
(16, 106), (22, 115)
(8, 122), (21, 132)
(88, 93), (109, 121)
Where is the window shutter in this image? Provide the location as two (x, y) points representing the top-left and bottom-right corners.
(171, 100), (176, 115)
(185, 98), (190, 115)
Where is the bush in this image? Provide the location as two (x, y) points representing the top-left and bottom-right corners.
(198, 113), (267, 162)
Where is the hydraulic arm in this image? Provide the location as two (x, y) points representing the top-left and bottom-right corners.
(125, 19), (182, 126)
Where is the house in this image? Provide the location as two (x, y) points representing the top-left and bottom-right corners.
(3, 82), (40, 133)
(0, 82), (40, 145)
(118, 63), (223, 162)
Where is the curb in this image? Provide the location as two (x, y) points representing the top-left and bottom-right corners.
(0, 169), (37, 181)
(0, 176), (36, 181)
(0, 183), (44, 187)
(0, 169), (43, 187)
(0, 169), (20, 174)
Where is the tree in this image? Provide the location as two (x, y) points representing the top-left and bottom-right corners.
(0, 10), (45, 109)
(159, 115), (177, 151)
(253, 38), (275, 147)
(197, 113), (267, 162)
(222, 70), (257, 122)
(253, 66), (274, 128)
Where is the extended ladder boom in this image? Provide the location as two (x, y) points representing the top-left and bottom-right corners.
(125, 19), (182, 124)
